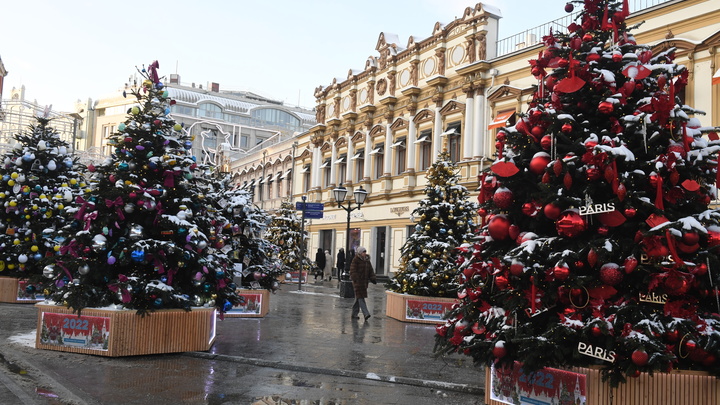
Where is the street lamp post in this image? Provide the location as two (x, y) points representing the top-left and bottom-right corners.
(333, 184), (368, 298)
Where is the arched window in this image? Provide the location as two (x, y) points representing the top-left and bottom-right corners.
(250, 108), (302, 133)
(199, 103), (223, 120)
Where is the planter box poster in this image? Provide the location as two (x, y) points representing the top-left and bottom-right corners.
(39, 312), (110, 351)
(405, 299), (453, 321)
(490, 362), (587, 405)
(17, 280), (44, 301)
(285, 271), (308, 284)
(228, 293), (263, 315)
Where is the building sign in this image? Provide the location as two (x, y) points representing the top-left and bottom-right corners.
(489, 362), (587, 405)
(390, 206), (410, 216)
(39, 312), (110, 351)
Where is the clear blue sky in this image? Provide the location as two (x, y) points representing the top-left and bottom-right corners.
(0, 0), (569, 111)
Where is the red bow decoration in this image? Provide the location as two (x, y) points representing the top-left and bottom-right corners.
(148, 60), (160, 84)
(164, 170), (179, 188)
(74, 196), (94, 220)
(83, 212), (98, 231)
(105, 197), (126, 221)
(59, 240), (80, 257)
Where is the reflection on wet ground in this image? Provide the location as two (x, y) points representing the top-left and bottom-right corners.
(1, 281), (485, 404)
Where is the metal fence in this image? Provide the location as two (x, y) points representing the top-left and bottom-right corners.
(496, 0), (679, 57)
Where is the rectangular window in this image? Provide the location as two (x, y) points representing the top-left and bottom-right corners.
(392, 137), (406, 175)
(370, 144), (383, 179)
(302, 164), (311, 192)
(335, 154), (347, 185)
(352, 149), (364, 183)
(417, 129), (432, 170)
(321, 158), (331, 188)
(446, 123), (462, 162)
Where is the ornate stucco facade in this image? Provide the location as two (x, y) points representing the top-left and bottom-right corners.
(292, 0), (720, 277)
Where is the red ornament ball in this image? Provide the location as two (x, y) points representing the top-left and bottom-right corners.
(586, 167), (601, 181)
(612, 53), (622, 62)
(553, 265), (570, 281)
(495, 275), (509, 289)
(493, 187), (514, 209)
(564, 2), (574, 12)
(543, 203), (562, 220)
(624, 207), (637, 218)
(531, 125), (545, 137)
(591, 326), (603, 337)
(540, 135), (553, 150)
(510, 262), (524, 276)
(530, 152), (551, 175)
(631, 350), (649, 366)
(666, 330), (680, 342)
(624, 256), (639, 274)
(599, 263), (623, 286)
(682, 231), (700, 245)
(488, 215), (511, 240)
(492, 342), (507, 358)
(665, 274), (689, 295)
(561, 122), (573, 133)
(522, 202), (540, 217)
(598, 101), (614, 114)
(556, 210), (586, 238)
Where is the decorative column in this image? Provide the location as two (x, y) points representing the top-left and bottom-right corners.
(330, 141), (337, 187)
(463, 87), (475, 161)
(433, 106), (443, 162)
(346, 134), (355, 184)
(364, 130), (372, 180)
(407, 112), (417, 172)
(312, 144), (322, 189)
(473, 89), (485, 159)
(384, 121), (393, 176)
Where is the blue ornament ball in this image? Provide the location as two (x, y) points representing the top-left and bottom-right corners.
(33, 253), (42, 261)
(223, 300), (233, 312)
(131, 250), (145, 262)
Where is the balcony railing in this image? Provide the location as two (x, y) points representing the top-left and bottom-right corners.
(495, 0), (679, 57)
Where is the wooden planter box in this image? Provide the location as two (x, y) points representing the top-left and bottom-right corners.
(0, 276), (44, 303)
(224, 289), (270, 318)
(385, 290), (457, 324)
(35, 303), (217, 357)
(485, 363), (720, 405)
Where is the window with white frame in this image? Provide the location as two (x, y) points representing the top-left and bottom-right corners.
(301, 164), (311, 192)
(392, 137), (406, 175)
(446, 122), (462, 162)
(321, 158), (331, 188)
(371, 143), (384, 179)
(352, 149), (364, 182)
(335, 154), (347, 185)
(417, 129), (432, 171)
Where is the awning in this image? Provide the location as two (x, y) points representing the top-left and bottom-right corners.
(487, 110), (515, 129)
(300, 166), (310, 173)
(280, 169), (292, 179)
(713, 68), (720, 85)
(391, 140), (405, 148)
(334, 157), (345, 164)
(350, 151), (364, 160)
(369, 147), (383, 155)
(414, 135), (430, 144)
(319, 160), (330, 168)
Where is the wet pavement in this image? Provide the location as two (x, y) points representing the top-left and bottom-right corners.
(0, 279), (486, 404)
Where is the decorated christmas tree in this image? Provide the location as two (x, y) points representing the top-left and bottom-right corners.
(218, 182), (282, 291)
(265, 200), (312, 280)
(387, 148), (477, 297)
(435, 0), (720, 386)
(41, 61), (240, 314)
(0, 116), (84, 287)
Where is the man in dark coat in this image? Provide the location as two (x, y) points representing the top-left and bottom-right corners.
(336, 248), (346, 275)
(314, 248), (326, 280)
(349, 246), (376, 320)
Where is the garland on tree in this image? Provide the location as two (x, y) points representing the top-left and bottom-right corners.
(435, 0), (720, 386)
(41, 61), (240, 315)
(387, 148), (477, 297)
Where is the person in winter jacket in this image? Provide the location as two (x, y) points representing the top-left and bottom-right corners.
(324, 250), (333, 281)
(314, 248), (326, 280)
(349, 246), (376, 320)
(336, 248), (346, 275)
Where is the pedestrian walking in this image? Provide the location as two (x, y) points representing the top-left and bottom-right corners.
(324, 250), (333, 281)
(336, 248), (346, 276)
(314, 248), (326, 280)
(349, 246), (376, 321)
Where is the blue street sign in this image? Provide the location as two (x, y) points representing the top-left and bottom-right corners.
(304, 210), (324, 219)
(295, 202), (324, 211)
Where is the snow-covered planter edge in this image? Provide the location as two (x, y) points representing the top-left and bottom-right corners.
(0, 276), (43, 303)
(484, 365), (720, 405)
(35, 303), (217, 357)
(385, 290), (458, 324)
(224, 289), (270, 318)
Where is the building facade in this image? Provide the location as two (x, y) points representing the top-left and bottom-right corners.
(292, 0), (720, 277)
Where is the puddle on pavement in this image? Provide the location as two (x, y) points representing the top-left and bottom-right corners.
(0, 352), (28, 375)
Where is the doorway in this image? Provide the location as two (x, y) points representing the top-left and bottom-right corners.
(373, 227), (387, 275)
